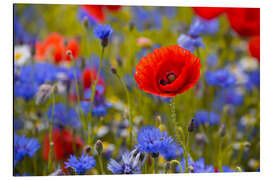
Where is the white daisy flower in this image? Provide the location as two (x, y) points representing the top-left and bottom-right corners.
(14, 45), (31, 66)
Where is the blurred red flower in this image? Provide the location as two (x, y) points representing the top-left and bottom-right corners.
(192, 7), (227, 20)
(81, 5), (122, 24)
(35, 33), (79, 64)
(82, 67), (105, 92)
(43, 129), (84, 161)
(248, 36), (260, 62)
(226, 8), (260, 37)
(134, 45), (201, 97)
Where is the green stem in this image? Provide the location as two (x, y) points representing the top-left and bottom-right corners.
(88, 47), (105, 145)
(70, 54), (86, 133)
(48, 91), (55, 173)
(114, 72), (133, 149)
(154, 157), (158, 174)
(170, 160), (183, 173)
(218, 137), (224, 172)
(170, 97), (189, 173)
(97, 153), (105, 175)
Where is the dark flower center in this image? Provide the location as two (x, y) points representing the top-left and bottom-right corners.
(159, 72), (177, 85)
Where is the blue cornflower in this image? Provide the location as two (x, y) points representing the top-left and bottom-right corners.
(207, 54), (218, 67)
(192, 158), (215, 173)
(131, 7), (162, 31)
(107, 149), (143, 174)
(218, 88), (244, 106)
(162, 7), (177, 19)
(14, 13), (36, 44)
(64, 153), (96, 175)
(80, 100), (112, 117)
(18, 62), (59, 85)
(48, 103), (81, 129)
(14, 119), (24, 131)
(176, 157), (194, 173)
(136, 126), (174, 155)
(195, 110), (220, 126)
(14, 81), (38, 101)
(14, 134), (40, 167)
(245, 70), (260, 92)
(188, 17), (219, 36)
(15, 173), (32, 176)
(160, 142), (183, 161)
(177, 157), (214, 173)
(205, 69), (236, 88)
(177, 34), (204, 53)
(222, 166), (235, 172)
(94, 24), (113, 40)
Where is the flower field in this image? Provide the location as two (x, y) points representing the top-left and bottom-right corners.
(13, 4), (260, 176)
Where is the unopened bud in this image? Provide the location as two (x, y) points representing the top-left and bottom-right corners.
(129, 22), (135, 32)
(156, 115), (162, 125)
(95, 139), (103, 154)
(244, 142), (251, 149)
(195, 133), (208, 146)
(111, 66), (117, 74)
(83, 16), (89, 28)
(189, 165), (194, 173)
(84, 145), (92, 154)
(66, 167), (76, 175)
(188, 118), (196, 132)
(116, 55), (122, 67)
(165, 161), (170, 172)
(136, 37), (152, 48)
(219, 123), (226, 137)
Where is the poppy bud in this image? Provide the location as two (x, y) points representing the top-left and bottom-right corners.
(136, 37), (153, 48)
(95, 139), (103, 154)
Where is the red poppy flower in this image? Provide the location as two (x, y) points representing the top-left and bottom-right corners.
(192, 7), (227, 20)
(35, 33), (79, 64)
(82, 68), (105, 93)
(81, 5), (122, 24)
(134, 45), (201, 97)
(248, 36), (260, 62)
(43, 129), (84, 161)
(226, 8), (260, 37)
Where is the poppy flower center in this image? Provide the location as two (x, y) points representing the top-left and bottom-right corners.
(159, 72), (177, 85)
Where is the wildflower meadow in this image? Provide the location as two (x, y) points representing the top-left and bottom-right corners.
(13, 4), (260, 176)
